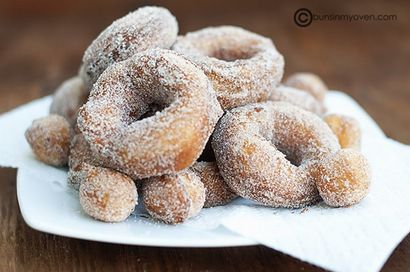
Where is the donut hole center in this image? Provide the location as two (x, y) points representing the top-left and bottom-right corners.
(209, 47), (257, 62)
(276, 146), (302, 167)
(127, 102), (167, 123)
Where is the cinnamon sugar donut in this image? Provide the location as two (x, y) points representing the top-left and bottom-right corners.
(269, 85), (325, 114)
(173, 26), (284, 109)
(79, 166), (137, 222)
(212, 101), (340, 208)
(142, 169), (205, 224)
(191, 161), (237, 208)
(25, 115), (71, 166)
(324, 114), (361, 149)
(284, 72), (328, 102)
(80, 6), (178, 88)
(313, 149), (370, 207)
(50, 76), (88, 125)
(78, 49), (223, 179)
(68, 133), (101, 190)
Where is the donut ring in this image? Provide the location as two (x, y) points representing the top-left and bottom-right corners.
(80, 6), (178, 88)
(269, 85), (325, 115)
(324, 114), (361, 149)
(173, 26), (284, 110)
(49, 76), (88, 125)
(142, 169), (205, 224)
(78, 49), (223, 179)
(191, 161), (237, 208)
(284, 72), (328, 102)
(79, 165), (137, 222)
(25, 115), (71, 166)
(212, 101), (340, 208)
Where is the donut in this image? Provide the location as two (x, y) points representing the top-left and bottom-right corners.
(324, 114), (361, 149)
(142, 169), (205, 224)
(212, 101), (340, 208)
(79, 166), (137, 222)
(313, 149), (370, 207)
(49, 76), (88, 125)
(269, 85), (325, 114)
(172, 26), (284, 109)
(25, 115), (71, 166)
(80, 6), (178, 88)
(191, 161), (237, 208)
(284, 72), (328, 102)
(78, 49), (223, 179)
(68, 132), (101, 190)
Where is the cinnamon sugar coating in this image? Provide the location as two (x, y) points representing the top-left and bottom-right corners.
(313, 149), (370, 207)
(25, 115), (71, 166)
(78, 49), (223, 179)
(49, 76), (89, 125)
(68, 132), (102, 190)
(212, 102), (340, 208)
(191, 161), (237, 208)
(142, 169), (205, 224)
(80, 6), (178, 88)
(324, 114), (361, 149)
(269, 85), (325, 115)
(79, 166), (137, 222)
(173, 26), (284, 109)
(284, 72), (328, 102)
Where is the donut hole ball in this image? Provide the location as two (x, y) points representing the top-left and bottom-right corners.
(269, 85), (325, 115)
(79, 166), (137, 222)
(142, 169), (205, 224)
(191, 161), (237, 208)
(49, 76), (89, 125)
(25, 115), (71, 166)
(284, 72), (328, 102)
(324, 114), (361, 149)
(314, 149), (371, 207)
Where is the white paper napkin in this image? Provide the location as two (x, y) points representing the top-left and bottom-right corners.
(1, 92), (409, 272)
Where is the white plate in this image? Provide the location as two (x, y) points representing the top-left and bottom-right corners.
(11, 92), (386, 247)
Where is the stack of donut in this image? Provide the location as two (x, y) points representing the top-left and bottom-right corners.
(25, 6), (370, 224)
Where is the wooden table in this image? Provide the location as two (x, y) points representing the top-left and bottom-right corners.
(1, 0), (409, 271)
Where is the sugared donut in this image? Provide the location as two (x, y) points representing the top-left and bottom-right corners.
(313, 149), (370, 207)
(80, 6), (178, 88)
(212, 101), (340, 208)
(79, 166), (137, 222)
(78, 49), (223, 180)
(324, 114), (361, 149)
(49, 76), (88, 125)
(269, 85), (325, 115)
(68, 132), (101, 190)
(172, 26), (284, 109)
(25, 115), (71, 166)
(142, 169), (205, 224)
(191, 161), (237, 208)
(284, 72), (328, 102)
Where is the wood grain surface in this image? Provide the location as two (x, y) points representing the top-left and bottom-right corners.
(0, 0), (409, 271)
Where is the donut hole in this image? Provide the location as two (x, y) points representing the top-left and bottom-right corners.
(127, 103), (167, 124)
(208, 45), (258, 62)
(276, 146), (302, 167)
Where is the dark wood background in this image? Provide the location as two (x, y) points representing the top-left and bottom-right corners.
(1, 0), (409, 271)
